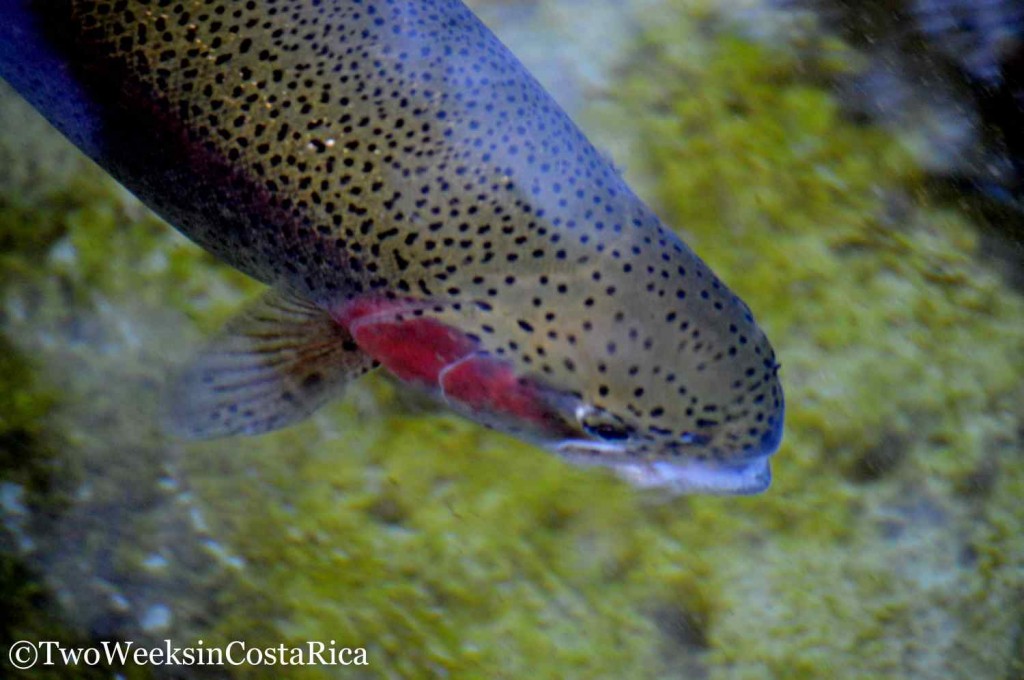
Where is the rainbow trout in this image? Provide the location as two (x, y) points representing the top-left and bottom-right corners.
(0, 0), (784, 494)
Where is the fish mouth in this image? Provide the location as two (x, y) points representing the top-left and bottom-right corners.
(612, 457), (772, 495)
(554, 438), (631, 458)
(552, 439), (772, 495)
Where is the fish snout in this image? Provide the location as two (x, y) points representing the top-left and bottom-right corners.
(716, 396), (785, 464)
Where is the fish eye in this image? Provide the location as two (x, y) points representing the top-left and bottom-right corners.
(576, 405), (632, 442)
(585, 422), (630, 441)
(680, 432), (710, 446)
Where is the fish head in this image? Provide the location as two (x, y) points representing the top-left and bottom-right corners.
(338, 231), (783, 495)
(541, 241), (784, 495)
(419, 219), (785, 495)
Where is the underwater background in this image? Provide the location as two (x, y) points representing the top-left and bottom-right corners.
(1, 0), (1022, 677)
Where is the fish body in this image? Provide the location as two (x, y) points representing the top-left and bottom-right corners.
(0, 0), (783, 494)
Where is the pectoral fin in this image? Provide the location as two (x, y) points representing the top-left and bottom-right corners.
(167, 290), (377, 439)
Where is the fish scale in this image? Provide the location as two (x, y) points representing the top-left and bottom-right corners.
(0, 0), (784, 494)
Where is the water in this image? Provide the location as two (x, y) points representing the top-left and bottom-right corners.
(0, 1), (1021, 678)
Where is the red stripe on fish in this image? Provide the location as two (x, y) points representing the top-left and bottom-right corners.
(337, 296), (574, 437)
(439, 354), (576, 437)
(337, 298), (476, 386)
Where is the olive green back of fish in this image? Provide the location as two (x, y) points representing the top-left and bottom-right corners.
(60, 1), (611, 296)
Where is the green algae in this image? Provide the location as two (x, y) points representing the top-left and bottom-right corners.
(0, 280), (157, 680)
(0, 2), (1022, 679)
(0, 85), (263, 677)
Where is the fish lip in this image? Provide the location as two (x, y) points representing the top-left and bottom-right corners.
(615, 457), (772, 495)
(553, 439), (630, 458)
(550, 439), (772, 495)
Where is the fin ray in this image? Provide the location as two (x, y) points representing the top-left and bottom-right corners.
(167, 290), (376, 439)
